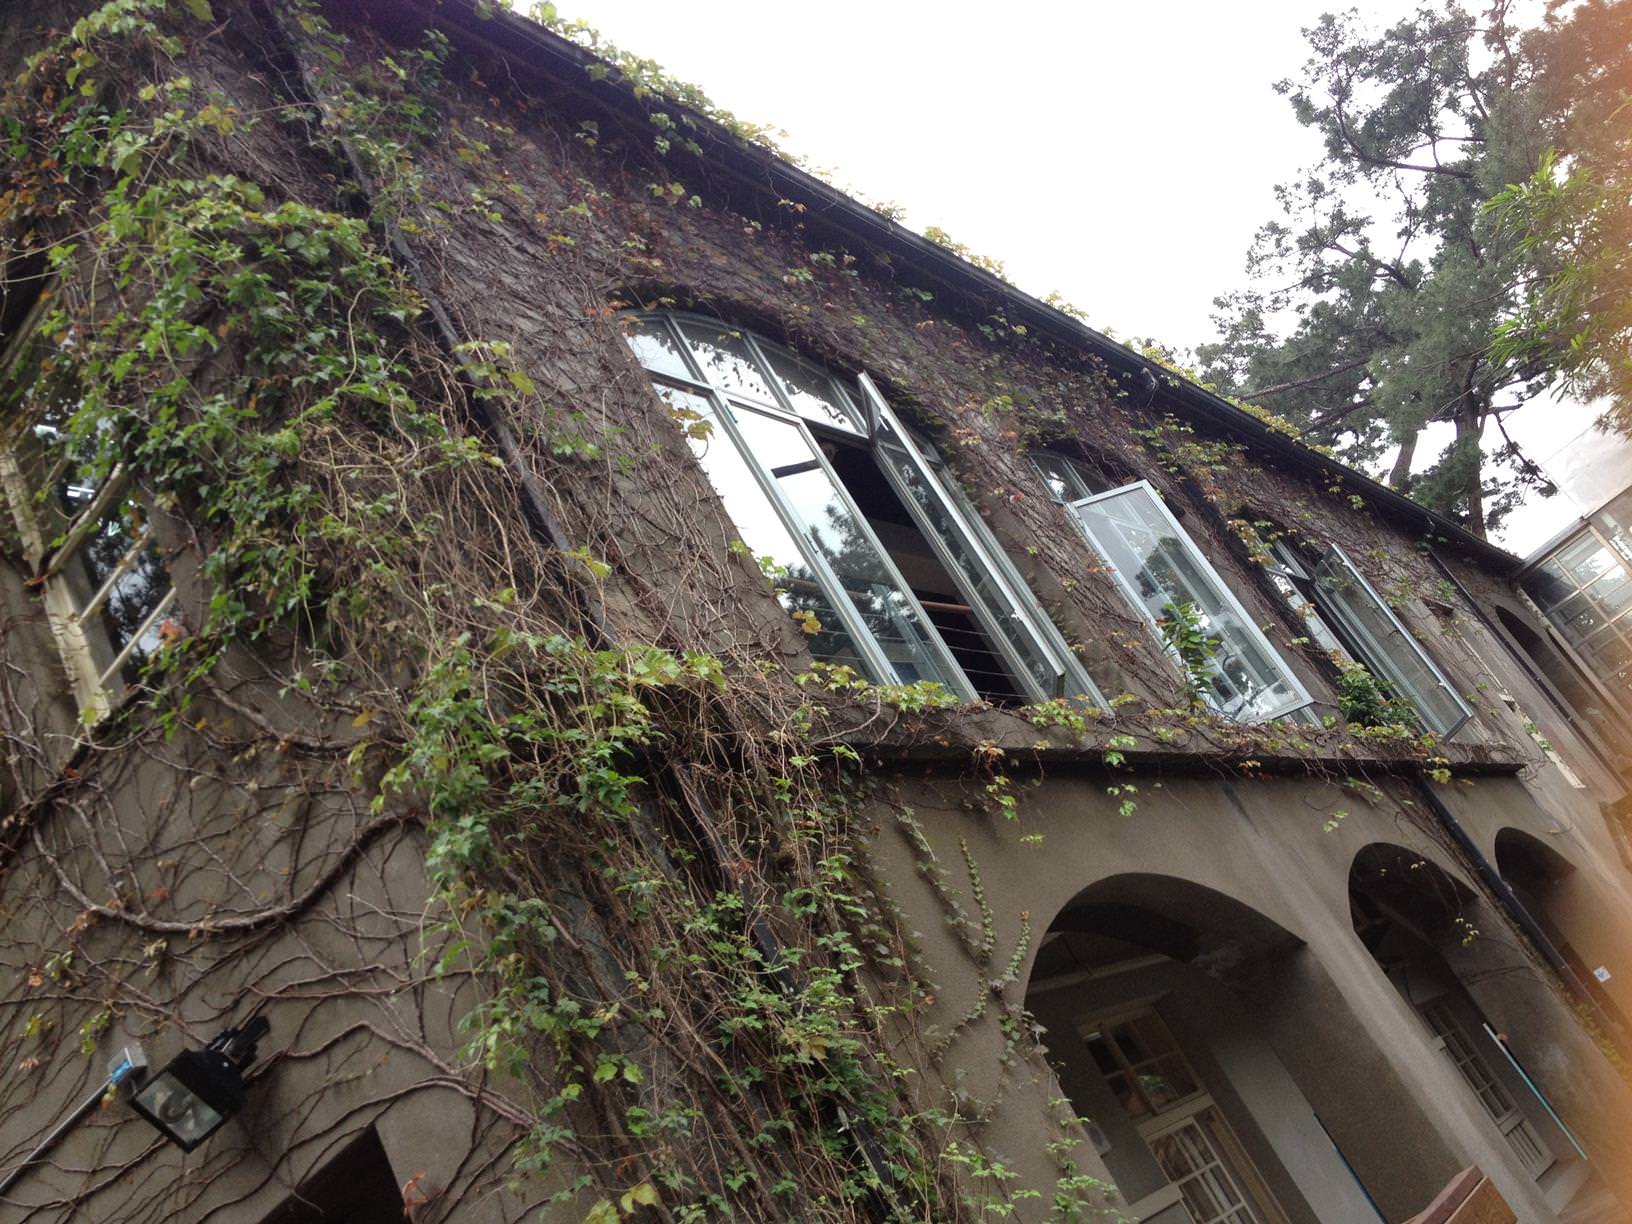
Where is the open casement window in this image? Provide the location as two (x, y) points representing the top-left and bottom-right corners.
(0, 300), (176, 720)
(623, 312), (1104, 706)
(1309, 545), (1473, 739)
(1261, 541), (1353, 663)
(1068, 481), (1311, 722)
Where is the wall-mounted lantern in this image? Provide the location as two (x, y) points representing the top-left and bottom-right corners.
(131, 1017), (269, 1152)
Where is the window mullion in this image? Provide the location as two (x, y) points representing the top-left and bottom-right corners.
(96, 587), (176, 686)
(74, 523), (154, 622)
(740, 332), (805, 419)
(41, 464), (130, 580)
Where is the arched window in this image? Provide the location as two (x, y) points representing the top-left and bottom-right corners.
(622, 313), (1101, 706)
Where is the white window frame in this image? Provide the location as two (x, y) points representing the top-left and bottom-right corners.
(1078, 1008), (1290, 1224)
(624, 312), (1104, 705)
(1, 300), (175, 721)
(1068, 480), (1312, 722)
(1312, 544), (1474, 739)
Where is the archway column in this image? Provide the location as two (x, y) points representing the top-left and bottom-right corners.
(1242, 823), (1562, 1223)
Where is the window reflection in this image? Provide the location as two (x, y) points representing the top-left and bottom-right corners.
(626, 313), (1103, 705)
(675, 321), (777, 403)
(655, 383), (867, 672)
(732, 406), (959, 689)
(1071, 483), (1306, 721)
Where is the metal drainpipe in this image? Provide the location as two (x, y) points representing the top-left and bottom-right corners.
(1410, 774), (1622, 1050)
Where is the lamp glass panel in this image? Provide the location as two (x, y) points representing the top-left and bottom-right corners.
(134, 1069), (225, 1148)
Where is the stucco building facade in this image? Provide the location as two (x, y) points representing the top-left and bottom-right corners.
(1, 2), (1630, 1222)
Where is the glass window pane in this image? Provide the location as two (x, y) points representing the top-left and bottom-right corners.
(1554, 590), (1606, 638)
(1313, 547), (1472, 737)
(1071, 484), (1306, 721)
(880, 431), (1061, 700)
(757, 344), (859, 433)
(1555, 535), (1616, 586)
(620, 316), (693, 382)
(676, 321), (777, 403)
(1586, 565), (1632, 620)
(56, 502), (172, 682)
(1032, 452), (1079, 503)
(655, 384), (870, 673)
(730, 405), (962, 692)
(1032, 450), (1104, 504)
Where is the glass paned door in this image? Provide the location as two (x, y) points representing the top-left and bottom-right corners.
(1149, 1111), (1265, 1224)
(1081, 1011), (1288, 1224)
(1419, 1000), (1553, 1178)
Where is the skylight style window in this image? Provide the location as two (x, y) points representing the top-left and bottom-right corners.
(1, 296), (176, 719)
(1068, 481), (1311, 722)
(623, 313), (1103, 706)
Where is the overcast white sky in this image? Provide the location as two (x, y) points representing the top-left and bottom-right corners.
(558, 0), (1602, 553)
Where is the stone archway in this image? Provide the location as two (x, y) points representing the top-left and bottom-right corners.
(1024, 873), (1381, 1224)
(1348, 842), (1608, 1219)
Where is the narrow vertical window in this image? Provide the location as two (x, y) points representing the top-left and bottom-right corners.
(1311, 545), (1473, 738)
(1, 290), (176, 718)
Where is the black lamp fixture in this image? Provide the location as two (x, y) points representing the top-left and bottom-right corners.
(130, 1016), (270, 1151)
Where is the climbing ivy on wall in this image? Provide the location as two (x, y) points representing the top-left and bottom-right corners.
(0, 3), (1122, 1219)
(0, 2), (1504, 1221)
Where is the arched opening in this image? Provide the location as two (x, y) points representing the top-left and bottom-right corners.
(1025, 874), (1378, 1224)
(1349, 844), (1589, 1208)
(1494, 829), (1632, 1042)
(1492, 605), (1632, 766)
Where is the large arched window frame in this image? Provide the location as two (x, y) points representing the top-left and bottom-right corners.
(623, 312), (1103, 706)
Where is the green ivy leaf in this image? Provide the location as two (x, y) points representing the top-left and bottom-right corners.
(182, 0), (214, 20)
(619, 1183), (658, 1212)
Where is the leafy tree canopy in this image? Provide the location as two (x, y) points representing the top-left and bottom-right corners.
(1196, 0), (1631, 538)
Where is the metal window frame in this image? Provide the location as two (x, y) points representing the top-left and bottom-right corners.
(1313, 544), (1474, 739)
(1068, 479), (1313, 722)
(860, 375), (1104, 705)
(639, 315), (972, 698)
(634, 311), (1108, 704)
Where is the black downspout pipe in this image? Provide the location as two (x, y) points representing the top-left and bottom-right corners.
(251, 0), (609, 647)
(1411, 775), (1624, 1054)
